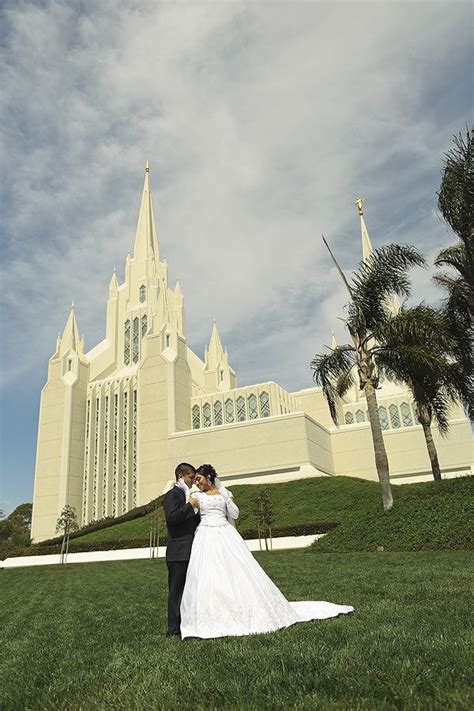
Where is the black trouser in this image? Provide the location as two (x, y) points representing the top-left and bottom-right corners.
(166, 560), (189, 636)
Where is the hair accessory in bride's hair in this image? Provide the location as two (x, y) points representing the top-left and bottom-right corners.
(196, 463), (217, 484)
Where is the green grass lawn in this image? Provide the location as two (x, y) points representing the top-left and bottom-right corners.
(1, 550), (472, 710)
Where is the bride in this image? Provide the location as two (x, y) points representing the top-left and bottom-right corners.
(180, 464), (353, 640)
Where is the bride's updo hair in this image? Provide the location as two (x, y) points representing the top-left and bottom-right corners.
(196, 464), (217, 485)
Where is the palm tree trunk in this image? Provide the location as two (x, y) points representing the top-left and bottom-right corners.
(365, 383), (393, 511)
(418, 411), (442, 481)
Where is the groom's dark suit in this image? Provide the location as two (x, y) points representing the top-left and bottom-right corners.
(163, 484), (200, 636)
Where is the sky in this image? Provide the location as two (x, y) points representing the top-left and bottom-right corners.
(0, 0), (472, 515)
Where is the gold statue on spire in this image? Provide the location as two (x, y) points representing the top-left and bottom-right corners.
(355, 197), (364, 216)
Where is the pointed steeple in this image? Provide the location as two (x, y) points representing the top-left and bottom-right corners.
(59, 303), (81, 355)
(356, 197), (373, 262)
(356, 197), (400, 313)
(109, 267), (119, 294)
(207, 319), (225, 367)
(133, 162), (159, 262)
(331, 330), (338, 350)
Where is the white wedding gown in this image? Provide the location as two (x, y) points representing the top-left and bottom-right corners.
(180, 493), (353, 639)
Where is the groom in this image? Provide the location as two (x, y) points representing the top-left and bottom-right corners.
(162, 462), (200, 638)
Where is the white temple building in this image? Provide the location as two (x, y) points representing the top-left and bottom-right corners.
(31, 165), (473, 542)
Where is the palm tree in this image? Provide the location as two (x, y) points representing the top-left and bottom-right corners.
(434, 127), (473, 419)
(376, 305), (466, 480)
(311, 241), (425, 511)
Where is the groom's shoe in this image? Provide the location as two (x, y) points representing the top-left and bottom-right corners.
(166, 631), (181, 639)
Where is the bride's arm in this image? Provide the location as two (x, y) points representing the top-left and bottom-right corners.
(225, 495), (239, 520)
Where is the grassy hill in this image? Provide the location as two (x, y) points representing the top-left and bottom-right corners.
(12, 474), (473, 557)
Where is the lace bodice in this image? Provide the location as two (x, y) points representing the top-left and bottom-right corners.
(196, 493), (239, 527)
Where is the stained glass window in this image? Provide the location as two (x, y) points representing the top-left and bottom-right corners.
(389, 403), (401, 429)
(225, 398), (234, 423)
(93, 398), (99, 518)
(214, 400), (223, 426)
(192, 405), (201, 429)
(139, 285), (146, 303)
(132, 390), (137, 507)
(355, 409), (365, 423)
(141, 314), (147, 337)
(248, 393), (258, 419)
(378, 406), (389, 431)
(113, 394), (118, 516)
(259, 392), (270, 417)
(401, 402), (413, 427)
(122, 392), (128, 512)
(124, 320), (131, 365)
(237, 396), (246, 422)
(103, 395), (109, 517)
(344, 411), (354, 425)
(203, 403), (211, 427)
(83, 399), (91, 524)
(132, 317), (139, 363)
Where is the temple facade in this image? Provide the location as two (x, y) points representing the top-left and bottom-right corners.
(31, 165), (472, 542)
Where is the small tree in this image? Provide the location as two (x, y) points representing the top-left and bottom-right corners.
(56, 505), (78, 564)
(149, 508), (160, 560)
(253, 491), (274, 551)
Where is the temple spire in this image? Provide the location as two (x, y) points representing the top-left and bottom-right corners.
(356, 197), (373, 262)
(356, 197), (400, 313)
(133, 162), (159, 261)
(331, 330), (338, 350)
(207, 320), (225, 365)
(59, 303), (81, 355)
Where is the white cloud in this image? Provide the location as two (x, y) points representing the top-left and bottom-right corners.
(0, 0), (471, 396)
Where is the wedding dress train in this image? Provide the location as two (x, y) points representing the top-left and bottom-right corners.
(180, 493), (353, 639)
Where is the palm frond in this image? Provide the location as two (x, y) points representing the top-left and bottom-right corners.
(437, 127), (474, 250)
(311, 345), (356, 424)
(350, 244), (426, 331)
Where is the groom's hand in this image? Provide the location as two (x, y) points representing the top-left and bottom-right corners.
(189, 495), (199, 508)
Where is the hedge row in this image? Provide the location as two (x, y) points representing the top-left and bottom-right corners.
(38, 494), (165, 547)
(6, 522), (338, 558)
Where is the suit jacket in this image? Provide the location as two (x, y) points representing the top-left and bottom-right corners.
(162, 485), (200, 562)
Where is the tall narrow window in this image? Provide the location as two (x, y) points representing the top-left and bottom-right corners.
(113, 394), (118, 516)
(220, 369), (224, 382)
(166, 334), (170, 348)
(102, 396), (109, 517)
(122, 391), (128, 512)
(401, 402), (413, 427)
(132, 317), (139, 363)
(389, 403), (401, 429)
(225, 398), (234, 423)
(93, 398), (99, 519)
(203, 403), (211, 427)
(248, 393), (258, 419)
(141, 314), (147, 337)
(259, 392), (270, 417)
(124, 320), (131, 365)
(139, 284), (146, 303)
(83, 399), (91, 524)
(68, 359), (72, 372)
(192, 405), (201, 429)
(132, 390), (137, 507)
(378, 406), (389, 431)
(214, 400), (223, 426)
(237, 396), (246, 422)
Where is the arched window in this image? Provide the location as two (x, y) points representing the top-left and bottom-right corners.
(132, 317), (139, 362)
(355, 409), (365, 423)
(378, 406), (389, 431)
(344, 411), (354, 425)
(141, 314), (147, 337)
(236, 396), (246, 422)
(192, 405), (201, 430)
(259, 391), (270, 417)
(214, 400), (223, 426)
(401, 402), (413, 427)
(124, 320), (131, 365)
(248, 393), (258, 419)
(203, 403), (211, 427)
(389, 403), (401, 429)
(225, 398), (234, 423)
(139, 285), (146, 303)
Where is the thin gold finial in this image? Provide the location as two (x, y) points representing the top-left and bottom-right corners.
(145, 160), (150, 173)
(355, 197), (364, 216)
